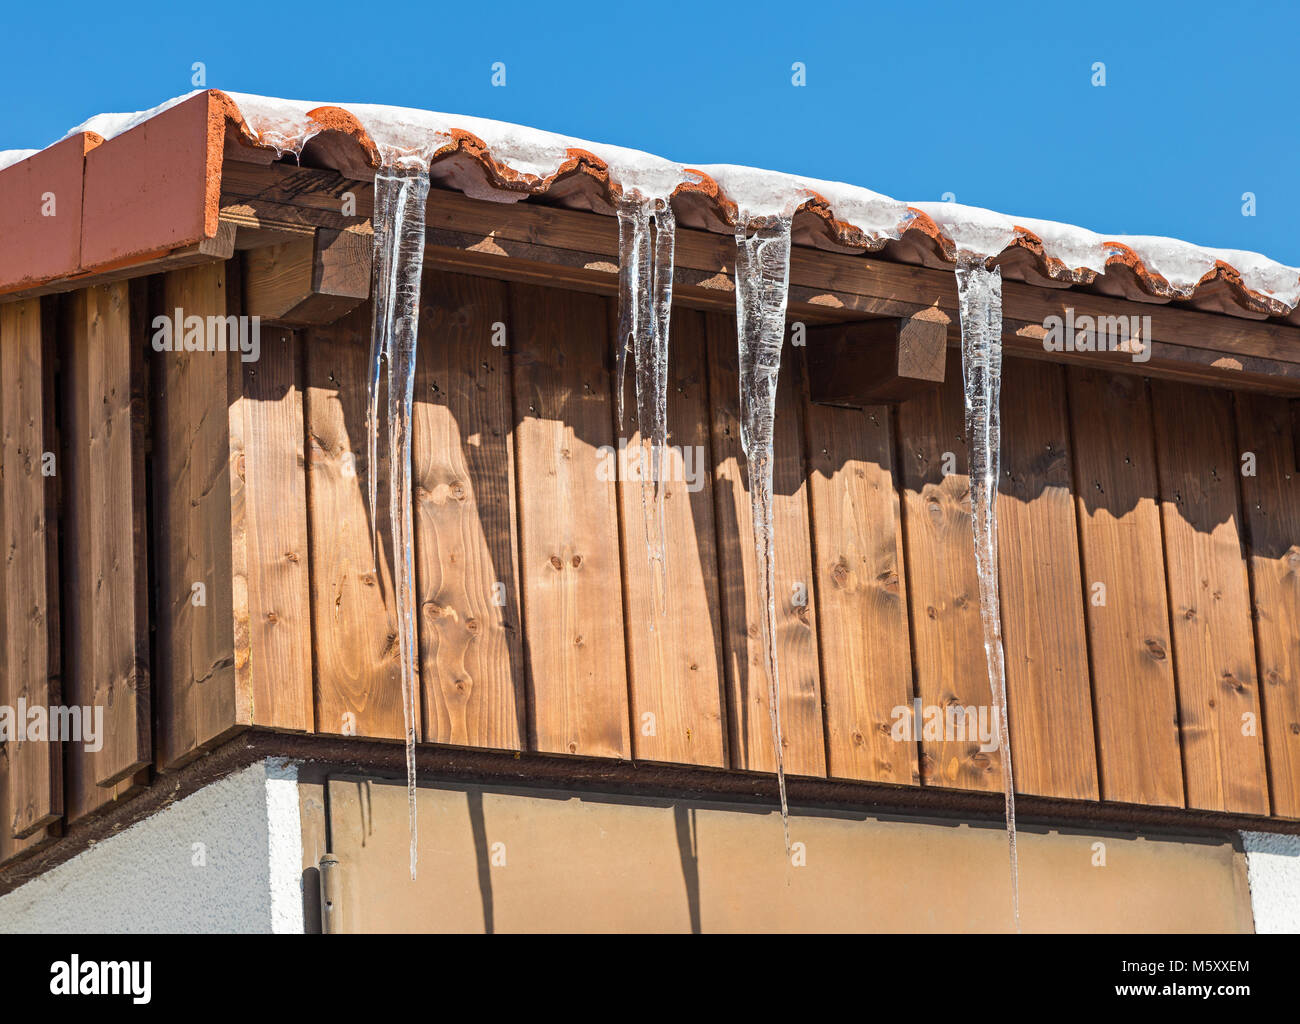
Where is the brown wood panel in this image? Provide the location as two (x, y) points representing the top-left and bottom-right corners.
(704, 314), (825, 779)
(1234, 394), (1300, 818)
(804, 394), (917, 785)
(153, 263), (242, 768)
(303, 304), (405, 740)
(895, 349), (1002, 792)
(615, 307), (727, 768)
(996, 359), (1098, 800)
(1066, 368), (1183, 807)
(509, 283), (630, 759)
(412, 270), (525, 750)
(232, 326), (314, 732)
(0, 297), (62, 840)
(60, 284), (151, 824)
(1151, 380), (1269, 815)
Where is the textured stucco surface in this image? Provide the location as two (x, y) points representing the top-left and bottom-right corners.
(0, 759), (304, 933)
(1241, 831), (1300, 934)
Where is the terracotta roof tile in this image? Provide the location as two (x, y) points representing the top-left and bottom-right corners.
(3, 88), (1298, 326)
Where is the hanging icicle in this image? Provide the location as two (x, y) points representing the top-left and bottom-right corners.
(614, 194), (677, 612)
(954, 255), (1020, 932)
(368, 168), (432, 880)
(733, 212), (796, 853)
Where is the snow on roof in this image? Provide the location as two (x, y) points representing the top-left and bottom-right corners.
(4, 90), (1298, 316)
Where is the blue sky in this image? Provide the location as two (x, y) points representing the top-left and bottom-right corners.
(4, 0), (1296, 264)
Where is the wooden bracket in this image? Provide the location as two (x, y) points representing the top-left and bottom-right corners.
(243, 227), (371, 326)
(806, 312), (948, 407)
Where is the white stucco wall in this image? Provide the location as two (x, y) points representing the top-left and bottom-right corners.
(1240, 830), (1300, 934)
(0, 758), (304, 934)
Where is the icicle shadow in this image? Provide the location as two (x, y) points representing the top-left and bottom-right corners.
(954, 256), (1020, 932)
(733, 213), (796, 854)
(368, 168), (432, 880)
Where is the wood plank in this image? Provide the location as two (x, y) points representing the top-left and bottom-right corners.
(509, 283), (630, 759)
(0, 297), (62, 842)
(895, 349), (1002, 792)
(153, 263), (241, 767)
(304, 303), (405, 740)
(615, 307), (728, 768)
(411, 271), (525, 750)
(59, 284), (151, 825)
(804, 394), (917, 785)
(704, 313), (826, 778)
(232, 325), (314, 732)
(996, 359), (1098, 800)
(1151, 380), (1270, 815)
(1066, 368), (1183, 807)
(1234, 394), (1300, 818)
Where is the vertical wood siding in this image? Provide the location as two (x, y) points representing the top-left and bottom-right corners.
(3, 265), (1300, 869)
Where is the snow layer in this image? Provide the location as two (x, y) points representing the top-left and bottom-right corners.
(18, 90), (1297, 310)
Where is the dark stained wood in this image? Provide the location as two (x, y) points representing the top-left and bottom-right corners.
(996, 359), (1098, 800)
(704, 314), (826, 779)
(1151, 381), (1270, 815)
(0, 297), (62, 838)
(1234, 394), (1300, 818)
(614, 307), (728, 768)
(412, 270), (525, 750)
(806, 314), (947, 407)
(303, 304), (405, 740)
(509, 283), (630, 759)
(1066, 368), (1183, 808)
(804, 393), (917, 785)
(895, 349), (1002, 792)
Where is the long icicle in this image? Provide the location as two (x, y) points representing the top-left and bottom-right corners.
(955, 257), (1019, 932)
(734, 213), (795, 853)
(616, 194), (676, 613)
(370, 168), (431, 880)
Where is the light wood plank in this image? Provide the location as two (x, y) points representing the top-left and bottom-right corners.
(805, 392), (917, 785)
(154, 263), (241, 767)
(615, 307), (727, 768)
(704, 314), (826, 778)
(234, 326), (314, 731)
(996, 359), (1098, 800)
(895, 348), (1003, 792)
(1067, 368), (1183, 807)
(0, 299), (61, 834)
(60, 284), (151, 824)
(303, 304), (405, 740)
(510, 283), (630, 759)
(0, 297), (61, 839)
(412, 271), (525, 750)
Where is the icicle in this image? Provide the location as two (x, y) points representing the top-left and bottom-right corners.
(954, 256), (1020, 932)
(369, 169), (431, 880)
(615, 194), (677, 613)
(733, 212), (795, 853)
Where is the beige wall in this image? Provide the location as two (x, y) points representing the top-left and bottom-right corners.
(317, 777), (1254, 933)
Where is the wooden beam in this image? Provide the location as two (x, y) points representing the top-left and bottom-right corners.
(215, 162), (1300, 393)
(243, 229), (370, 326)
(806, 314), (947, 406)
